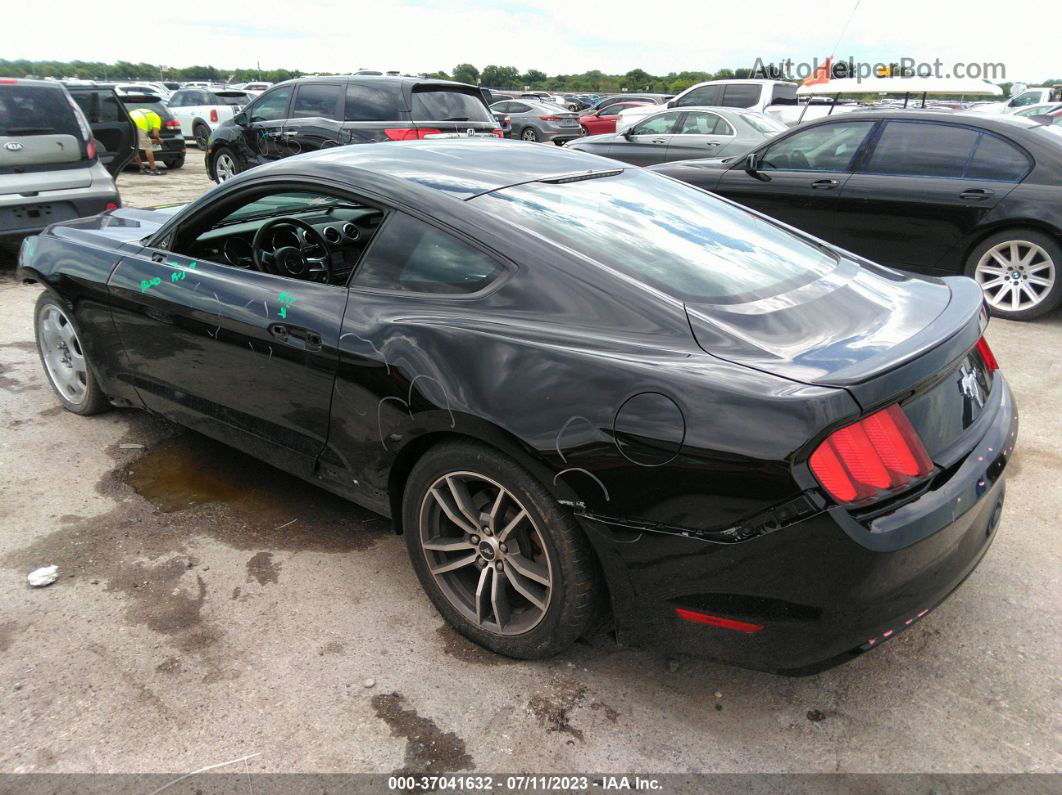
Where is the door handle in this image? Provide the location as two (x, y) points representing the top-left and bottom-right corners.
(811, 179), (840, 190)
(959, 188), (994, 200)
(269, 323), (322, 351)
(283, 130), (298, 137)
(651, 138), (667, 144)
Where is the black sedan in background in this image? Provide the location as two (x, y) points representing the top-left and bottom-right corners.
(18, 141), (1015, 674)
(651, 112), (1062, 320)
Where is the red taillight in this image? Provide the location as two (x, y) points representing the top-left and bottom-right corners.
(86, 139), (96, 160)
(165, 119), (181, 129)
(105, 201), (119, 211)
(383, 128), (441, 141)
(976, 336), (999, 372)
(209, 108), (219, 122)
(491, 128), (504, 138)
(675, 608), (764, 633)
(539, 115), (562, 121)
(809, 404), (933, 505)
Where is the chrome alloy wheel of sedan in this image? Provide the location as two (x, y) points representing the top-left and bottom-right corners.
(418, 471), (553, 635)
(974, 239), (1057, 313)
(37, 304), (88, 405)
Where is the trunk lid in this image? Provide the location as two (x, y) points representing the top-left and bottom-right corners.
(685, 259), (986, 410)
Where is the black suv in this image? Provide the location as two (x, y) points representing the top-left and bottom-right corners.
(206, 75), (502, 182)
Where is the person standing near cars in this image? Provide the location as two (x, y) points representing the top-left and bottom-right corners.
(129, 107), (164, 175)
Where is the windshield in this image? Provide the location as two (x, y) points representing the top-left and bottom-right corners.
(473, 169), (837, 303)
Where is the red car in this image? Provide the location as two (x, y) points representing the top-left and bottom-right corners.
(579, 101), (651, 136)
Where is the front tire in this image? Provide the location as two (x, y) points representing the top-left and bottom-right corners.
(163, 154), (185, 170)
(520, 127), (539, 142)
(34, 293), (110, 416)
(212, 147), (241, 183)
(966, 228), (1062, 321)
(402, 441), (602, 659)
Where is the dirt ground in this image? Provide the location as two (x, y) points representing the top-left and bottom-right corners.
(0, 149), (1060, 778)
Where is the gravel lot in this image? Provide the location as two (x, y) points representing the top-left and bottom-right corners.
(0, 148), (1060, 777)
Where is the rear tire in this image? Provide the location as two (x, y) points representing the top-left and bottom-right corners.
(163, 154), (185, 170)
(965, 228), (1062, 321)
(402, 441), (603, 659)
(520, 127), (539, 142)
(193, 123), (211, 149)
(579, 125), (589, 136)
(34, 293), (110, 416)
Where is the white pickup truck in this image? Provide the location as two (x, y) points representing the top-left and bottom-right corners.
(969, 86), (1062, 115)
(615, 79), (855, 131)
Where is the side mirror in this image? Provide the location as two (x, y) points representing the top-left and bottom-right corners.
(666, 99), (676, 109)
(234, 111), (248, 126)
(623, 127), (634, 139)
(745, 152), (759, 172)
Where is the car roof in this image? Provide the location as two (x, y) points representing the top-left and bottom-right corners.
(274, 74), (477, 90)
(806, 109), (1046, 132)
(259, 139), (621, 200)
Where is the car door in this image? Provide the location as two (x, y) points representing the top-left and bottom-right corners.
(617, 111), (684, 166)
(168, 89), (202, 138)
(713, 119), (878, 242)
(283, 83), (344, 155)
(237, 85), (294, 164)
(663, 110), (736, 162)
(833, 120), (1024, 272)
(70, 87), (137, 177)
(105, 185), (351, 477)
(507, 101), (533, 138)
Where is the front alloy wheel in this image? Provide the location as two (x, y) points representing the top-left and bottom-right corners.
(34, 293), (109, 415)
(213, 150), (238, 182)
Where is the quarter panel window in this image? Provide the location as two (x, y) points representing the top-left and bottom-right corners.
(863, 121), (978, 178)
(761, 121), (875, 172)
(353, 214), (503, 295)
(965, 134), (1031, 181)
(345, 83), (404, 121)
(679, 112), (732, 135)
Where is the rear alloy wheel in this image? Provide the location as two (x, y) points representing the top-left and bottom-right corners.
(212, 149), (240, 183)
(967, 229), (1062, 321)
(34, 293), (109, 415)
(403, 442), (602, 659)
(193, 123), (211, 149)
(521, 127), (539, 142)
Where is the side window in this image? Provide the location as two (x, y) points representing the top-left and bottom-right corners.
(633, 112), (680, 135)
(720, 84), (761, 108)
(675, 85), (720, 108)
(249, 87), (293, 123)
(679, 112), (732, 135)
(353, 213), (504, 295)
(292, 84), (343, 119)
(491, 102), (511, 114)
(1010, 91), (1040, 108)
(762, 120), (875, 171)
(965, 134), (1031, 181)
(168, 91), (186, 107)
(100, 94), (124, 122)
(345, 83), (404, 121)
(508, 102), (531, 114)
(185, 90), (208, 106)
(863, 121), (978, 178)
(770, 83), (798, 106)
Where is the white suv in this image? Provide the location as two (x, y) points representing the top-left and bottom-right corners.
(166, 87), (252, 148)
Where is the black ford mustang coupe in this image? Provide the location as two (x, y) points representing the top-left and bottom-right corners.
(18, 140), (1017, 674)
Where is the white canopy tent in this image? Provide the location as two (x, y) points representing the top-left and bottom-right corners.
(790, 76), (1003, 124)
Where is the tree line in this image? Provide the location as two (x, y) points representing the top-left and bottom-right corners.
(2, 59), (1057, 98)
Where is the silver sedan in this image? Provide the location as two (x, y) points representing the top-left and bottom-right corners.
(565, 106), (786, 166)
(490, 99), (582, 145)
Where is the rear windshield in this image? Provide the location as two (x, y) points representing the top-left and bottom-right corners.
(214, 92), (250, 105)
(0, 85), (80, 137)
(473, 169), (837, 304)
(411, 88), (494, 122)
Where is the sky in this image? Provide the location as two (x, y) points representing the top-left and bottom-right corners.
(4, 0), (1058, 83)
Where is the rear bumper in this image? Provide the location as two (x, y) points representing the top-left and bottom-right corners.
(582, 377), (1018, 675)
(0, 187), (119, 240)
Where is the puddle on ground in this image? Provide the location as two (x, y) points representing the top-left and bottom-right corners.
(120, 433), (390, 551)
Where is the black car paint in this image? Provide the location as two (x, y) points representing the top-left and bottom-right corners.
(64, 85), (138, 177)
(118, 96), (187, 167)
(650, 111), (1062, 276)
(206, 76), (500, 181)
(17, 141), (1015, 674)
